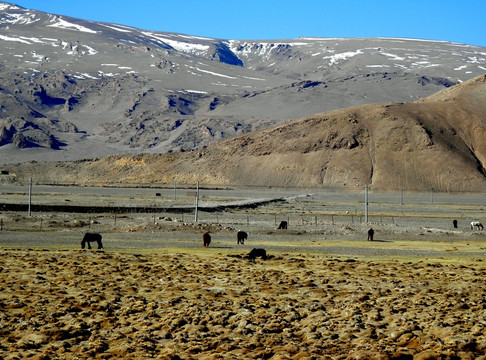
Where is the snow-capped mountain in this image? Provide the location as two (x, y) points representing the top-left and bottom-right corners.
(1, 1), (485, 164)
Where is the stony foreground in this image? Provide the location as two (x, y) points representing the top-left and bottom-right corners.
(0, 249), (485, 359)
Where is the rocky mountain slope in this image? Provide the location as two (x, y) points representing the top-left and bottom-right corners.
(1, 2), (486, 164)
(3, 74), (486, 192)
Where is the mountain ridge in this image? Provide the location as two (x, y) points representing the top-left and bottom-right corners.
(3, 74), (486, 192)
(1, 1), (486, 165)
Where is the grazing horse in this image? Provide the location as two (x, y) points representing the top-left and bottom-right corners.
(471, 221), (484, 230)
(81, 232), (103, 250)
(277, 221), (288, 229)
(453, 219), (458, 229)
(248, 248), (267, 261)
(367, 228), (374, 241)
(237, 231), (248, 245)
(202, 232), (211, 247)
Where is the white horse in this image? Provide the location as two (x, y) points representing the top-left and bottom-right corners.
(471, 221), (484, 230)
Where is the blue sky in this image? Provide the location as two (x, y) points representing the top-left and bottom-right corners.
(12, 0), (486, 47)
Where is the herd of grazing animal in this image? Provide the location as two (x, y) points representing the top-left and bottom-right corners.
(200, 230), (268, 260)
(80, 218), (484, 258)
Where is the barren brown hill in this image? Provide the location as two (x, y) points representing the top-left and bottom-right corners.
(3, 74), (486, 192)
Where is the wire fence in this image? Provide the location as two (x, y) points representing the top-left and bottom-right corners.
(0, 185), (485, 233)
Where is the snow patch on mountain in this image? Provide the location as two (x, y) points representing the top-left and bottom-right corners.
(177, 34), (215, 41)
(230, 41), (291, 60)
(100, 24), (133, 33)
(195, 67), (237, 79)
(0, 34), (31, 44)
(381, 52), (406, 61)
(142, 31), (210, 54)
(47, 16), (97, 34)
(0, 3), (20, 10)
(322, 50), (363, 66)
(82, 45), (97, 55)
(0, 10), (38, 25)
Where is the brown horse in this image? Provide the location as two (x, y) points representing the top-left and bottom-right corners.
(202, 232), (211, 247)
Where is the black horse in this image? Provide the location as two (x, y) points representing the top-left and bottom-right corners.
(81, 233), (103, 250)
(237, 231), (248, 245)
(248, 248), (267, 261)
(367, 228), (374, 241)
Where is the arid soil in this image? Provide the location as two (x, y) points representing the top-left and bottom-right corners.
(1, 186), (486, 359)
(1, 249), (486, 360)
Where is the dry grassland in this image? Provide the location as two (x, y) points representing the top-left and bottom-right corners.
(1, 187), (486, 359)
(1, 249), (486, 360)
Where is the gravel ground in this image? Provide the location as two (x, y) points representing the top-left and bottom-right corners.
(1, 185), (486, 260)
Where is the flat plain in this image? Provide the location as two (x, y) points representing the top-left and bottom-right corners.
(1, 185), (486, 359)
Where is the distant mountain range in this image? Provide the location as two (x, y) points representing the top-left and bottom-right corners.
(4, 74), (486, 192)
(1, 1), (486, 167)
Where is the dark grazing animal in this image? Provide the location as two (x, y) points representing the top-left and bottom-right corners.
(367, 228), (374, 241)
(81, 232), (103, 250)
(453, 219), (458, 228)
(237, 231), (248, 244)
(202, 232), (211, 247)
(248, 248), (267, 261)
(277, 221), (288, 229)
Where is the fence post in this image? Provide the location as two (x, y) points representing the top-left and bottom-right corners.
(28, 177), (32, 217)
(194, 181), (199, 223)
(364, 185), (369, 223)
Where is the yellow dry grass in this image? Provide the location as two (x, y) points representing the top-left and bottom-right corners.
(1, 248), (485, 359)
